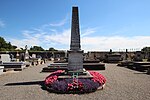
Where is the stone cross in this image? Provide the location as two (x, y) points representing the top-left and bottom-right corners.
(24, 45), (29, 60)
(68, 7), (83, 71)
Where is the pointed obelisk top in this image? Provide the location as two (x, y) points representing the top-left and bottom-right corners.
(70, 6), (81, 51)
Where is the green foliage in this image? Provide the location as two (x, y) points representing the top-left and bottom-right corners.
(0, 36), (58, 52)
(30, 46), (45, 51)
(141, 47), (150, 52)
(0, 36), (17, 51)
(49, 47), (58, 51)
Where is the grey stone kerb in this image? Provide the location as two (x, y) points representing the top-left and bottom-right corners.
(68, 6), (84, 71)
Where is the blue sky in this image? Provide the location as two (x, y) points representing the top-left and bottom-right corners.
(0, 0), (150, 52)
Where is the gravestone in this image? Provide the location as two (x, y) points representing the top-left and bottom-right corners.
(16, 52), (20, 62)
(0, 66), (4, 75)
(0, 54), (26, 71)
(32, 54), (36, 58)
(24, 45), (30, 60)
(125, 49), (128, 60)
(134, 51), (143, 61)
(0, 54), (11, 62)
(67, 7), (84, 72)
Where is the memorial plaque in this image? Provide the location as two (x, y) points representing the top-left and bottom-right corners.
(68, 52), (83, 70)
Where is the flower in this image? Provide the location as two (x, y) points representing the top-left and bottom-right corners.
(44, 70), (106, 94)
(45, 70), (63, 85)
(67, 79), (83, 91)
(89, 71), (106, 85)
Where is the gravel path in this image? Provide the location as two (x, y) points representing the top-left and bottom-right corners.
(0, 62), (150, 100)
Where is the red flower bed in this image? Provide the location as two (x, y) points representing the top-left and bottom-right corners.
(67, 79), (83, 91)
(89, 71), (106, 85)
(44, 70), (106, 94)
(45, 70), (63, 85)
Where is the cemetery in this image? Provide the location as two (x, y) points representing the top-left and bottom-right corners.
(0, 4), (150, 100)
(104, 53), (122, 63)
(0, 46), (46, 73)
(117, 50), (150, 74)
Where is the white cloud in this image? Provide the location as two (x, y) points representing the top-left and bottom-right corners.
(9, 29), (46, 48)
(81, 27), (96, 37)
(0, 20), (5, 28)
(81, 36), (150, 52)
(8, 28), (70, 50)
(7, 15), (70, 49)
(49, 16), (68, 27)
(43, 29), (70, 45)
(6, 14), (150, 52)
(9, 25), (150, 52)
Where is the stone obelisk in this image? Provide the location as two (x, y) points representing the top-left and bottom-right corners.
(68, 7), (84, 71)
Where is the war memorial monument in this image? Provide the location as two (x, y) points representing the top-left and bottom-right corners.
(0, 5), (150, 100)
(44, 6), (106, 94)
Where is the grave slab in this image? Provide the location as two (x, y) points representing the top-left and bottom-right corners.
(0, 54), (11, 62)
(0, 62), (26, 71)
(0, 54), (26, 71)
(0, 66), (4, 75)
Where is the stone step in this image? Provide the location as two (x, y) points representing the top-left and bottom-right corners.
(58, 71), (93, 79)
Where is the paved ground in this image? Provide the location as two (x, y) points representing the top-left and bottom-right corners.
(0, 62), (150, 100)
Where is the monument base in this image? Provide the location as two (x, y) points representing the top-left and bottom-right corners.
(67, 50), (84, 71)
(42, 62), (105, 72)
(58, 69), (93, 79)
(44, 70), (106, 94)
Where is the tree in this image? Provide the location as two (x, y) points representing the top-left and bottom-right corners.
(0, 36), (17, 51)
(141, 47), (150, 59)
(141, 47), (150, 52)
(0, 37), (6, 48)
(12, 45), (17, 49)
(49, 47), (58, 51)
(30, 46), (45, 51)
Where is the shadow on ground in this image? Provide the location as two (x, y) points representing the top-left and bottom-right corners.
(4, 80), (97, 94)
(5, 81), (44, 86)
(4, 80), (48, 91)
